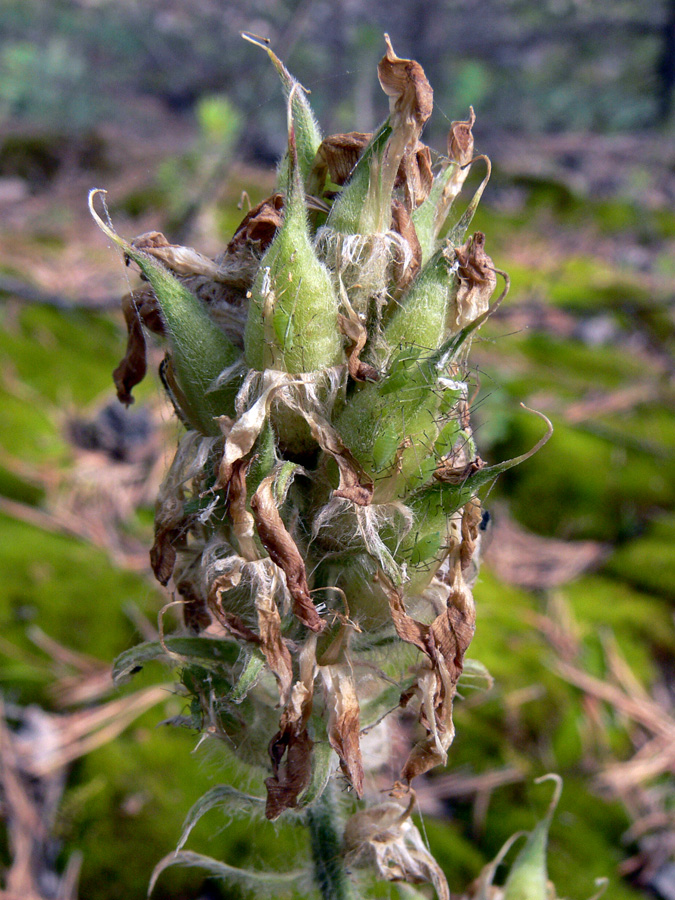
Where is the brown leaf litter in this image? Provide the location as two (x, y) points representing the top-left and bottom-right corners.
(484, 504), (607, 590)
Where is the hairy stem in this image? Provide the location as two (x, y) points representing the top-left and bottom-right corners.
(307, 783), (355, 900)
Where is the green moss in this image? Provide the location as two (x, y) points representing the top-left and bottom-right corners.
(487, 412), (674, 541)
(566, 574), (675, 674)
(0, 463), (45, 504)
(0, 304), (121, 405)
(606, 514), (675, 601)
(113, 185), (168, 219)
(517, 332), (649, 390)
(0, 385), (68, 461)
(0, 513), (163, 691)
(70, 722), (308, 900)
(421, 816), (487, 892)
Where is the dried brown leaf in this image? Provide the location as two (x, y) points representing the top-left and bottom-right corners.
(251, 477), (325, 633)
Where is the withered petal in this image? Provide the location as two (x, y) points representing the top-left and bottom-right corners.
(227, 193), (284, 255)
(176, 577), (212, 633)
(395, 142), (434, 210)
(322, 664), (364, 797)
(226, 457), (258, 561)
(309, 132), (372, 193)
(255, 576), (294, 705)
(208, 575), (262, 643)
(150, 525), (181, 586)
(378, 36), (433, 128)
(391, 199), (422, 292)
(296, 409), (374, 506)
(265, 727), (313, 819)
(265, 639), (317, 819)
(452, 231), (497, 330)
(383, 560), (476, 783)
(251, 477), (326, 633)
(448, 107), (476, 166)
(113, 289), (164, 406)
(338, 313), (380, 383)
(131, 232), (225, 281)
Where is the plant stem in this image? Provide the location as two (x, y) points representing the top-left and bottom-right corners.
(307, 781), (355, 900)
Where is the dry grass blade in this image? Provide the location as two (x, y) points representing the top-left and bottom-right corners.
(556, 660), (675, 742)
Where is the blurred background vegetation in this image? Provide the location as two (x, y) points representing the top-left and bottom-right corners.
(0, 1), (674, 898)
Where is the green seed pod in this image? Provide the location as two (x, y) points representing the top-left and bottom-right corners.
(383, 243), (458, 354)
(89, 190), (242, 435)
(336, 324), (481, 494)
(503, 775), (562, 900)
(244, 135), (343, 375)
(398, 408), (553, 579)
(242, 33), (322, 191)
(324, 124), (392, 236)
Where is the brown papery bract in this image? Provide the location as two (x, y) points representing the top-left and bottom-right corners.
(251, 475), (326, 633)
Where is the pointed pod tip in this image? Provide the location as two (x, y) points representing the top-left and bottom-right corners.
(534, 772), (563, 822)
(88, 187), (127, 251)
(242, 30), (288, 82)
(241, 31), (271, 49)
(518, 404), (554, 457)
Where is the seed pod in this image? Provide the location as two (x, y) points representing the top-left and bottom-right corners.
(503, 775), (562, 900)
(383, 242), (459, 354)
(399, 408), (552, 580)
(244, 130), (343, 375)
(242, 33), (322, 190)
(89, 190), (242, 434)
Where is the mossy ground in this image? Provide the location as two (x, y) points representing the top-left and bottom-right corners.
(0, 161), (673, 898)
